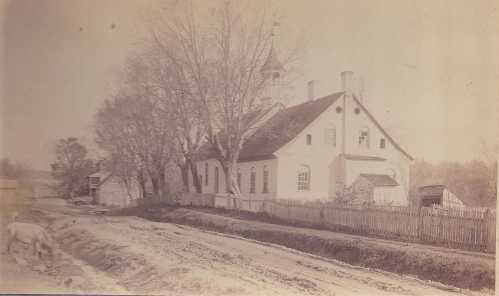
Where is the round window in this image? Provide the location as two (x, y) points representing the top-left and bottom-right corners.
(354, 107), (360, 114)
(336, 106), (342, 113)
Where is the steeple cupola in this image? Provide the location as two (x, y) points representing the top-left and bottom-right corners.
(260, 21), (284, 107)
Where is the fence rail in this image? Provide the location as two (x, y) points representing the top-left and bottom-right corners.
(200, 195), (496, 253)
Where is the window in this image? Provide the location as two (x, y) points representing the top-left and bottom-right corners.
(358, 127), (370, 148)
(199, 175), (203, 189)
(237, 169), (242, 191)
(250, 167), (256, 193)
(214, 167), (219, 193)
(306, 134), (312, 145)
(204, 163), (208, 186)
(263, 166), (269, 193)
(324, 126), (336, 147)
(297, 165), (311, 191)
(380, 138), (386, 149)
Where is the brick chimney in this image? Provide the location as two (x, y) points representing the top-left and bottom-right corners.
(307, 80), (315, 101)
(340, 71), (355, 96)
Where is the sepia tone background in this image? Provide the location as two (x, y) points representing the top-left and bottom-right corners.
(1, 0), (498, 294)
(1, 0), (498, 170)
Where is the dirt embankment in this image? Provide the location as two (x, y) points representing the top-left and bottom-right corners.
(1, 205), (128, 294)
(140, 206), (495, 291)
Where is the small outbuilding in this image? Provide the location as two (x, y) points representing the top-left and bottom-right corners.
(88, 172), (142, 208)
(0, 177), (18, 206)
(417, 185), (465, 208)
(351, 173), (407, 206)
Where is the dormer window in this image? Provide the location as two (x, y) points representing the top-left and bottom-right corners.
(358, 127), (370, 148)
(306, 134), (312, 145)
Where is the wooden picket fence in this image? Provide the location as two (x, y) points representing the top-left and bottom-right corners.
(207, 195), (496, 253)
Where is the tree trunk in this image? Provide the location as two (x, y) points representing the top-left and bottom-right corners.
(151, 176), (160, 199)
(158, 166), (170, 203)
(179, 163), (190, 192)
(137, 170), (147, 198)
(187, 158), (202, 193)
(222, 161), (241, 196)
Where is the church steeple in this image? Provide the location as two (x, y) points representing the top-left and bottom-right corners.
(261, 44), (284, 76)
(260, 21), (284, 107)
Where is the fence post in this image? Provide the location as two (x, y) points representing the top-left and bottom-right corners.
(417, 207), (424, 241)
(485, 209), (496, 253)
(287, 201), (291, 220)
(319, 205), (325, 227)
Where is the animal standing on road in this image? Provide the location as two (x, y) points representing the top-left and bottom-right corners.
(6, 222), (54, 259)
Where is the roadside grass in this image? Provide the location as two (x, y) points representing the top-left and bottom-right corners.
(109, 204), (495, 292)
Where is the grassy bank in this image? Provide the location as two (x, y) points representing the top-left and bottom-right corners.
(127, 206), (494, 291)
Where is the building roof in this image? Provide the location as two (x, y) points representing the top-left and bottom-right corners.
(418, 185), (446, 197)
(88, 171), (114, 186)
(359, 174), (399, 187)
(200, 92), (343, 162)
(200, 91), (413, 163)
(89, 171), (109, 178)
(342, 154), (386, 161)
(0, 178), (18, 190)
(352, 96), (413, 160)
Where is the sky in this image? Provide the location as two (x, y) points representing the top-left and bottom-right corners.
(1, 0), (498, 170)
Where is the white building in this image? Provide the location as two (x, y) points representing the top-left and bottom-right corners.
(195, 70), (413, 205)
(88, 172), (142, 208)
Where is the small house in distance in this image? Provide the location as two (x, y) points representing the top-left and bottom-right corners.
(417, 185), (465, 208)
(88, 172), (142, 208)
(351, 173), (406, 206)
(0, 177), (18, 207)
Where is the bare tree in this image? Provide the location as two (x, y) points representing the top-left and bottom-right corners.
(130, 46), (207, 193)
(95, 87), (177, 202)
(150, 1), (299, 195)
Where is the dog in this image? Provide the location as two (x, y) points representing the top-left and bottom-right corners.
(6, 222), (54, 259)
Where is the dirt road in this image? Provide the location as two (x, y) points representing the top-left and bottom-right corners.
(0, 198), (492, 295)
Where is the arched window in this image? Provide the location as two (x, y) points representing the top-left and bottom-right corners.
(297, 165), (311, 191)
(324, 125), (336, 147)
(249, 167), (256, 193)
(358, 126), (370, 148)
(262, 166), (269, 193)
(214, 166), (219, 193)
(237, 168), (242, 192)
(204, 163), (209, 186)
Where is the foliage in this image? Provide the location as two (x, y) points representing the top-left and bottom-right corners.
(94, 83), (177, 201)
(409, 159), (497, 208)
(51, 137), (96, 199)
(0, 158), (24, 178)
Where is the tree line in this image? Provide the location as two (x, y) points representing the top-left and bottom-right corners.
(409, 159), (497, 208)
